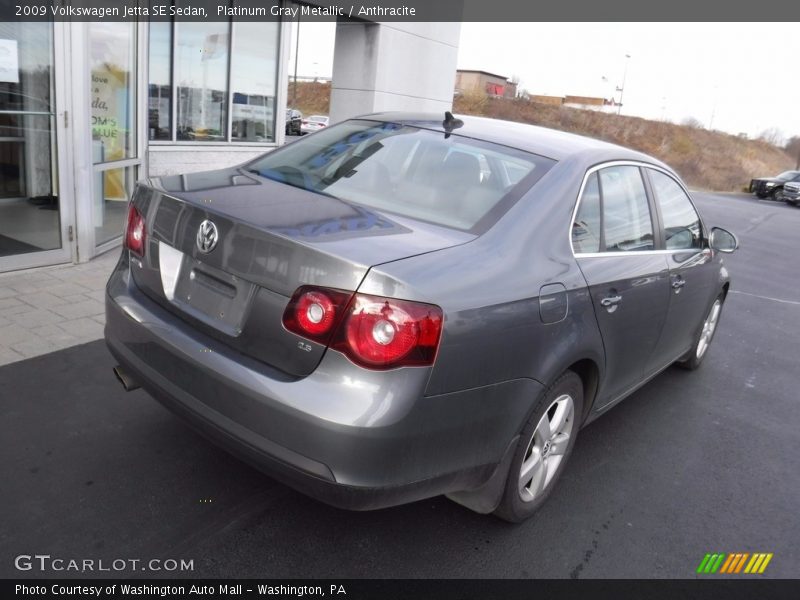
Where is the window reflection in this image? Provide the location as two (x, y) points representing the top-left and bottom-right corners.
(149, 19), (280, 143)
(0, 22), (52, 113)
(175, 22), (229, 141)
(148, 21), (172, 141)
(599, 166), (654, 252)
(0, 22), (61, 257)
(89, 21), (136, 163)
(231, 22), (279, 142)
(649, 170), (702, 250)
(94, 166), (135, 246)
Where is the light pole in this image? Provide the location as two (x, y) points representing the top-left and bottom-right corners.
(708, 84), (718, 130)
(292, 17), (300, 109)
(616, 53), (631, 116)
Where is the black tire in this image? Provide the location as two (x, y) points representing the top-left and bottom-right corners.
(677, 293), (725, 371)
(493, 370), (584, 523)
(770, 188), (784, 201)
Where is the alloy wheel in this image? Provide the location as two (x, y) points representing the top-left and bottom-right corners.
(518, 394), (575, 503)
(696, 299), (722, 360)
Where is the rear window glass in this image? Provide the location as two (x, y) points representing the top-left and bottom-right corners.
(247, 119), (554, 232)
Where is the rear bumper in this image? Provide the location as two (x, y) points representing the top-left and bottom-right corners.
(104, 255), (539, 510)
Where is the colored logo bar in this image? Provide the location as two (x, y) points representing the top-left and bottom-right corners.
(696, 553), (773, 574)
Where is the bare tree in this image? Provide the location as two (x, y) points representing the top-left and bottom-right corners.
(785, 135), (800, 169)
(681, 116), (703, 129)
(758, 127), (784, 147)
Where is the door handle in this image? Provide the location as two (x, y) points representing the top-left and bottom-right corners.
(671, 279), (686, 289)
(600, 295), (622, 307)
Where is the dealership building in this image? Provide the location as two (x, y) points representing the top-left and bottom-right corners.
(0, 16), (459, 272)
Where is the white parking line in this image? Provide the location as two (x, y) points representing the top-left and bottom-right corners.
(729, 290), (800, 306)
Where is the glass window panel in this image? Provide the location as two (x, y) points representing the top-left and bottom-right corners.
(649, 170), (703, 250)
(599, 166), (654, 252)
(0, 23), (60, 258)
(230, 22), (279, 143)
(89, 22), (137, 163)
(0, 112), (60, 256)
(247, 121), (551, 232)
(94, 166), (135, 246)
(0, 22), (52, 113)
(572, 172), (601, 253)
(148, 21), (172, 141)
(175, 22), (229, 141)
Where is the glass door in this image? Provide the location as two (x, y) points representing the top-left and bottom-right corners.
(87, 21), (142, 253)
(0, 21), (73, 271)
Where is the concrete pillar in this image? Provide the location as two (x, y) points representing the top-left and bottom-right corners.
(329, 22), (461, 123)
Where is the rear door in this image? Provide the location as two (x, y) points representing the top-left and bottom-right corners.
(572, 164), (671, 407)
(645, 168), (716, 368)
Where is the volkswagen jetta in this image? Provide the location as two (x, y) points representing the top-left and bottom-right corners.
(105, 113), (738, 522)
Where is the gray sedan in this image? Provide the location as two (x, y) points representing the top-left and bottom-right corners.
(105, 112), (738, 522)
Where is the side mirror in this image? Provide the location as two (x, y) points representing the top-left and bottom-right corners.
(709, 227), (738, 253)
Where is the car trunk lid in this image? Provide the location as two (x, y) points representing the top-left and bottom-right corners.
(128, 168), (473, 377)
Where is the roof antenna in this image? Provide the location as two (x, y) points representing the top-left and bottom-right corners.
(442, 111), (464, 139)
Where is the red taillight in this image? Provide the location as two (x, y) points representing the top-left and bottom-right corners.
(282, 286), (443, 370)
(295, 289), (337, 336)
(125, 204), (146, 257)
(283, 286), (352, 344)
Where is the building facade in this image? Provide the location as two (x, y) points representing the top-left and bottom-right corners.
(0, 18), (459, 273)
(455, 69), (516, 99)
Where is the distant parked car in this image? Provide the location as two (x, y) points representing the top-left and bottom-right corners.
(783, 181), (800, 206)
(285, 109), (302, 136)
(301, 115), (329, 135)
(749, 170), (800, 200)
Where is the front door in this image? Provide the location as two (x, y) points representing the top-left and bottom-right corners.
(645, 168), (717, 367)
(0, 22), (73, 272)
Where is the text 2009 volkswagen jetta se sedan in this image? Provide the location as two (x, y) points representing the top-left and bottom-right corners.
(105, 113), (738, 522)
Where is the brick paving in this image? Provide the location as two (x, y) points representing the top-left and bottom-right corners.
(0, 251), (119, 366)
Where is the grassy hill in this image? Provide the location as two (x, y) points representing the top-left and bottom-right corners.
(454, 94), (794, 192)
(288, 81), (331, 117)
(288, 82), (794, 192)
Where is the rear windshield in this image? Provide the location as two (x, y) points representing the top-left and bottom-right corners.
(247, 119), (554, 232)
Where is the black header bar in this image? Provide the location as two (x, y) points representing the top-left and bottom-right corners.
(2, 0), (800, 22)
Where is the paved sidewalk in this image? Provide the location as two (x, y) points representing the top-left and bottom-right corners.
(0, 251), (119, 366)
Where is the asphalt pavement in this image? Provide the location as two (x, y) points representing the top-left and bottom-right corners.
(1, 192), (798, 579)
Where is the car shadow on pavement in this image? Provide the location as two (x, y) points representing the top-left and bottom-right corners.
(1, 331), (797, 578)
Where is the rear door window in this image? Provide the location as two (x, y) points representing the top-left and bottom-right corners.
(598, 166), (654, 252)
(572, 165), (655, 254)
(572, 172), (601, 253)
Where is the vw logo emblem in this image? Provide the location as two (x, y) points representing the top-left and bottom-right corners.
(196, 220), (219, 253)
(542, 440), (552, 456)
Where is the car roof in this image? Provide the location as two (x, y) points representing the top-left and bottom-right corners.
(359, 111), (662, 165)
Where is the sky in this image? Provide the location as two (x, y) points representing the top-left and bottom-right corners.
(289, 22), (800, 142)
